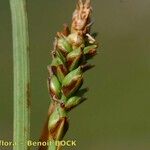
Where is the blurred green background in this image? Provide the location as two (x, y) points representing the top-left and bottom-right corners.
(1, 0), (150, 149)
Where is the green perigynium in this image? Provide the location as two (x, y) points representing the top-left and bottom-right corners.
(40, 0), (98, 149)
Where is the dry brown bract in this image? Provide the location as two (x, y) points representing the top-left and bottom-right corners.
(71, 0), (92, 35)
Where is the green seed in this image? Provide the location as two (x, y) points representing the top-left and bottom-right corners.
(67, 48), (83, 71)
(57, 37), (72, 55)
(49, 75), (61, 99)
(62, 67), (83, 97)
(65, 96), (83, 111)
(48, 106), (68, 140)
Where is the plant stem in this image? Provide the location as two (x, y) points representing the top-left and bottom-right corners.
(10, 0), (30, 149)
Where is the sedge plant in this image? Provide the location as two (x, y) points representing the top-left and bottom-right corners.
(38, 0), (98, 149)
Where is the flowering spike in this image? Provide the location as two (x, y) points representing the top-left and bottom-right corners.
(39, 1), (99, 150)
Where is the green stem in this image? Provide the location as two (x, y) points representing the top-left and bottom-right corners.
(10, 0), (30, 149)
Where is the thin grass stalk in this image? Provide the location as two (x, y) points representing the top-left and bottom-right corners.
(10, 0), (30, 149)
